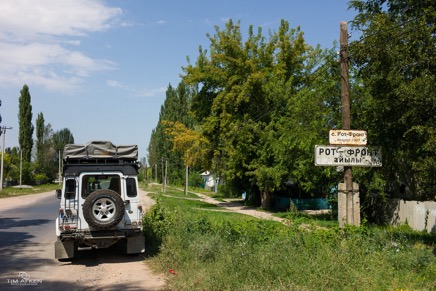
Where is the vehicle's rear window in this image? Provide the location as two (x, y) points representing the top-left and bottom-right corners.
(81, 174), (120, 198)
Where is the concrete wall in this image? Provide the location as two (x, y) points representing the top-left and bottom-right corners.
(337, 183), (435, 233)
(388, 199), (436, 233)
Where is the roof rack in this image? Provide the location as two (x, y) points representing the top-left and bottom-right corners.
(63, 141), (138, 162)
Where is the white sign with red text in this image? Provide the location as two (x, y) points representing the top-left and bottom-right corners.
(329, 130), (367, 145)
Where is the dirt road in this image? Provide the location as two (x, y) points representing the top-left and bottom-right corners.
(0, 189), (166, 290)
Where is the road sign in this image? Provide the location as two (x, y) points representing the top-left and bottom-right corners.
(315, 145), (382, 167)
(329, 130), (367, 145)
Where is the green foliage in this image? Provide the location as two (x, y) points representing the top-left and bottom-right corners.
(34, 173), (48, 185)
(144, 191), (436, 290)
(162, 120), (209, 168)
(52, 128), (74, 154)
(149, 3), (435, 210)
(2, 148), (20, 184)
(349, 0), (436, 199)
(143, 199), (174, 254)
(148, 83), (198, 185)
(18, 84), (34, 165)
(1, 85), (75, 186)
(35, 112), (45, 170)
(188, 172), (203, 188)
(181, 19), (342, 209)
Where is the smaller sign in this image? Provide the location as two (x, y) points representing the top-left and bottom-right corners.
(329, 130), (367, 145)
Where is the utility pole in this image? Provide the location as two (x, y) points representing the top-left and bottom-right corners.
(185, 164), (188, 196)
(340, 21), (354, 225)
(161, 158), (166, 193)
(0, 126), (13, 191)
(165, 159), (168, 186)
(20, 149), (22, 187)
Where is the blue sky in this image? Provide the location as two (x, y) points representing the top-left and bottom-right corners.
(0, 0), (358, 160)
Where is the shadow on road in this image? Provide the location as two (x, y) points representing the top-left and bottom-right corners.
(0, 217), (51, 229)
(66, 243), (146, 267)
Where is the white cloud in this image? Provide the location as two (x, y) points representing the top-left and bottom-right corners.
(63, 40), (81, 46)
(0, 0), (122, 39)
(137, 87), (167, 98)
(107, 80), (122, 88)
(0, 0), (122, 91)
(106, 80), (166, 98)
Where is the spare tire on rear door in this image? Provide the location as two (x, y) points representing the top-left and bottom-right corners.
(83, 189), (125, 230)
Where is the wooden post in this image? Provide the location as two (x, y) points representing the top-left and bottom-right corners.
(340, 21), (354, 225)
(161, 158), (165, 193)
(165, 159), (168, 186)
(185, 165), (188, 195)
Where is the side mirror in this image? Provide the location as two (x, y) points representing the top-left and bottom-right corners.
(55, 189), (62, 199)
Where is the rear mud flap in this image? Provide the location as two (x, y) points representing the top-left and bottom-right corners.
(55, 239), (75, 260)
(127, 234), (145, 254)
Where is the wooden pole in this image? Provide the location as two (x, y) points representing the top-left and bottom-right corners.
(340, 21), (354, 225)
(161, 158), (165, 193)
(185, 165), (188, 195)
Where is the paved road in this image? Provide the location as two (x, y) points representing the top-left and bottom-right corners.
(0, 190), (165, 290)
(0, 191), (56, 289)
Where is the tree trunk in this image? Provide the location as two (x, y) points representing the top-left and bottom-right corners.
(261, 186), (272, 210)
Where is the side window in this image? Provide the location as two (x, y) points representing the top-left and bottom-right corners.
(126, 178), (137, 197)
(65, 179), (76, 199)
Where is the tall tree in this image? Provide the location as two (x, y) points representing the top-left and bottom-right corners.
(163, 120), (209, 194)
(18, 84), (34, 163)
(50, 128), (74, 181)
(349, 0), (436, 199)
(148, 83), (196, 184)
(52, 128), (74, 157)
(35, 112), (45, 171)
(182, 19), (338, 209)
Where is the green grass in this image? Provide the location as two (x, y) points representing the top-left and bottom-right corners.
(276, 211), (339, 228)
(143, 187), (436, 291)
(0, 183), (60, 198)
(142, 183), (204, 199)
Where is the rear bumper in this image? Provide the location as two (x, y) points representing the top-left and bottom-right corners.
(59, 228), (142, 240)
(59, 229), (143, 249)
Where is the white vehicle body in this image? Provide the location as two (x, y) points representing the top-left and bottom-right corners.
(54, 141), (145, 260)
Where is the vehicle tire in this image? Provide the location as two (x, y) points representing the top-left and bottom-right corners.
(83, 189), (125, 230)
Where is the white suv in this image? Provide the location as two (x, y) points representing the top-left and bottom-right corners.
(54, 141), (145, 260)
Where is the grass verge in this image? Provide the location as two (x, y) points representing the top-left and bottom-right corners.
(143, 185), (435, 290)
(0, 183), (60, 198)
